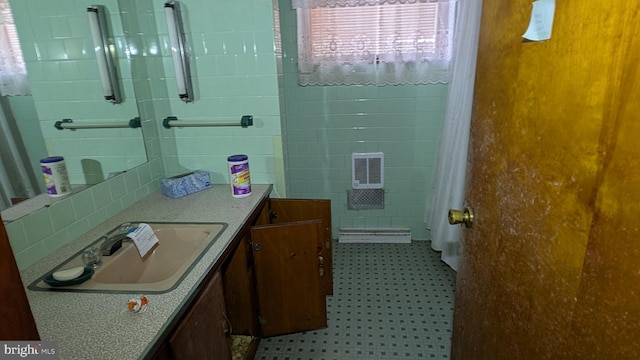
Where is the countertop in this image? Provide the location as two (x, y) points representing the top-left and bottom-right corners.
(20, 184), (272, 360)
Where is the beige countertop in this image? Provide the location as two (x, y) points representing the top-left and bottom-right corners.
(20, 184), (272, 360)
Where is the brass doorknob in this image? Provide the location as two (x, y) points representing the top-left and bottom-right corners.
(448, 207), (474, 228)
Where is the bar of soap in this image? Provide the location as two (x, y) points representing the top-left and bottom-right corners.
(52, 266), (84, 281)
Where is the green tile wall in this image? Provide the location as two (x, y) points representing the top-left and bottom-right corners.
(5, 0), (162, 270)
(152, 0), (285, 191)
(277, 0), (447, 239)
(5, 0), (447, 271)
(11, 0), (147, 185)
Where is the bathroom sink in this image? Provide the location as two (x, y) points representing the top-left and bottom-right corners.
(29, 222), (227, 293)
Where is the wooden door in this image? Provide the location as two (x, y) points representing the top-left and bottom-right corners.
(251, 220), (327, 337)
(169, 271), (231, 360)
(452, 1), (640, 359)
(268, 198), (333, 295)
(0, 215), (40, 340)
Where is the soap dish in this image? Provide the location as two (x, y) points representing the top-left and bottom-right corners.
(44, 267), (94, 287)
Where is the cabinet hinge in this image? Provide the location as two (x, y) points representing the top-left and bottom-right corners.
(258, 315), (267, 325)
(269, 210), (277, 221)
(251, 242), (261, 251)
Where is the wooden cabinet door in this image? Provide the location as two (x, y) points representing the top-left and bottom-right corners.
(169, 271), (231, 360)
(268, 198), (333, 295)
(251, 220), (327, 337)
(222, 232), (260, 336)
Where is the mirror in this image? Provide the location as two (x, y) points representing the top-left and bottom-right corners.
(0, 0), (147, 217)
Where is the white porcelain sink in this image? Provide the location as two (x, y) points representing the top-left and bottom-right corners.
(29, 222), (227, 293)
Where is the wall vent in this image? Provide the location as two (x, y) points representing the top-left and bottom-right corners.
(347, 189), (384, 210)
(338, 228), (411, 243)
(352, 152), (384, 189)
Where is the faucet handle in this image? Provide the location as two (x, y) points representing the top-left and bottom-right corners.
(82, 246), (102, 269)
(118, 222), (133, 233)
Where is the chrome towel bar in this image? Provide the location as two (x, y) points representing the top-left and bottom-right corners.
(162, 115), (254, 129)
(54, 117), (141, 130)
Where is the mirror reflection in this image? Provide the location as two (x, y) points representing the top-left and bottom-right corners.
(0, 0), (147, 215)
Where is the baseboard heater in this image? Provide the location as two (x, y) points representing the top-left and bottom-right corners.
(338, 228), (411, 244)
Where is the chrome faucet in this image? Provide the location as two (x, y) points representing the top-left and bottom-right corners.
(99, 233), (130, 256)
(100, 222), (136, 256)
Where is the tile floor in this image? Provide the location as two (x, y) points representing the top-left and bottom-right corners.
(255, 241), (457, 360)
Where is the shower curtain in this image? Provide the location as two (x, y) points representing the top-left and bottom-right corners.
(424, 0), (483, 271)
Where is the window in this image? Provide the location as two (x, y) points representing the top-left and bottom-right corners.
(293, 0), (456, 86)
(0, 0), (29, 96)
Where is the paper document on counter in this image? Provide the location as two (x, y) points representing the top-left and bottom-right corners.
(127, 223), (159, 258)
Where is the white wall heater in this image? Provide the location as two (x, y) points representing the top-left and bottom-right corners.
(352, 152), (384, 189)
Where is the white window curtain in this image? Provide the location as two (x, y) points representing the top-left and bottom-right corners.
(424, 0), (483, 271)
(293, 0), (456, 86)
(0, 0), (29, 96)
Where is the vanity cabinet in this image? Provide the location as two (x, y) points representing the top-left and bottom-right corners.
(223, 197), (333, 337)
(148, 196), (332, 359)
(149, 270), (231, 360)
(265, 198), (333, 296)
(0, 215), (40, 340)
(167, 271), (231, 360)
(251, 219), (327, 336)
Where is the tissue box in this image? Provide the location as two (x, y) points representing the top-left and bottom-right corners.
(161, 171), (211, 198)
